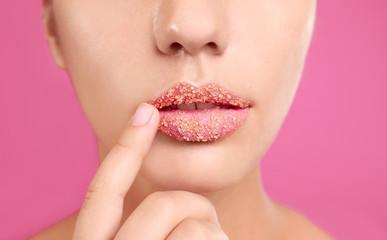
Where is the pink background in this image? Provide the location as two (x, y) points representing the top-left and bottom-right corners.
(1, 0), (386, 239)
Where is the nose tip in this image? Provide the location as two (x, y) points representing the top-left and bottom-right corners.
(154, 0), (228, 56)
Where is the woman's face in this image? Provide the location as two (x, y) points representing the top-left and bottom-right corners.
(45, 0), (316, 192)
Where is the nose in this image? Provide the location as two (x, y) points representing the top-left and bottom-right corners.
(153, 0), (229, 56)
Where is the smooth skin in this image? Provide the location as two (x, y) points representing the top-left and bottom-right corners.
(33, 0), (333, 239)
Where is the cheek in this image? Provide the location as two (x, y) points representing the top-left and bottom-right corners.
(56, 0), (154, 84)
(228, 0), (315, 149)
(227, 0), (314, 98)
(54, 0), (158, 146)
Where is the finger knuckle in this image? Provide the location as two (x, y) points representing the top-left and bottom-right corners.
(179, 218), (206, 238)
(197, 194), (216, 211)
(180, 191), (215, 208)
(143, 191), (176, 216)
(84, 178), (109, 203)
(179, 191), (218, 217)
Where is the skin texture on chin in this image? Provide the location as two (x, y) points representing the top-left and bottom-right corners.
(39, 0), (333, 239)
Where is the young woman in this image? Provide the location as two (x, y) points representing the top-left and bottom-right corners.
(33, 0), (332, 239)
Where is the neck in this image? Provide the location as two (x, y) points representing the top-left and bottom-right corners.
(202, 168), (282, 239)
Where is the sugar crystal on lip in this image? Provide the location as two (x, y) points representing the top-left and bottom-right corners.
(149, 82), (251, 142)
(158, 108), (249, 142)
(149, 81), (250, 109)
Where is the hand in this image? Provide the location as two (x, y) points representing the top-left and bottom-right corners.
(72, 103), (229, 240)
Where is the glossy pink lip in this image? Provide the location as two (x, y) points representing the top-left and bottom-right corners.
(148, 81), (251, 142)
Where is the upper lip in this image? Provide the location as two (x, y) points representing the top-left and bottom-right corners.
(148, 81), (251, 110)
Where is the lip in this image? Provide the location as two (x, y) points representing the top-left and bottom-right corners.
(148, 81), (251, 142)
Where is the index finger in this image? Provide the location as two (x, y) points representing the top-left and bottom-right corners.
(72, 103), (160, 240)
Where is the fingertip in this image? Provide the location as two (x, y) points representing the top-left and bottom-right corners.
(149, 103), (160, 125)
(131, 102), (160, 128)
(131, 103), (154, 126)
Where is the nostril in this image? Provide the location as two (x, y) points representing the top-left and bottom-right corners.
(164, 41), (222, 56)
(170, 42), (183, 52)
(170, 42), (218, 55)
(206, 42), (222, 54)
(207, 42), (217, 49)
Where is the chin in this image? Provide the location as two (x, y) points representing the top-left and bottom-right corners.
(138, 118), (264, 194)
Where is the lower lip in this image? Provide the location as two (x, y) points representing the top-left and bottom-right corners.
(158, 108), (250, 142)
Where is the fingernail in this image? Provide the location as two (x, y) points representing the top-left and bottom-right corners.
(131, 103), (153, 126)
